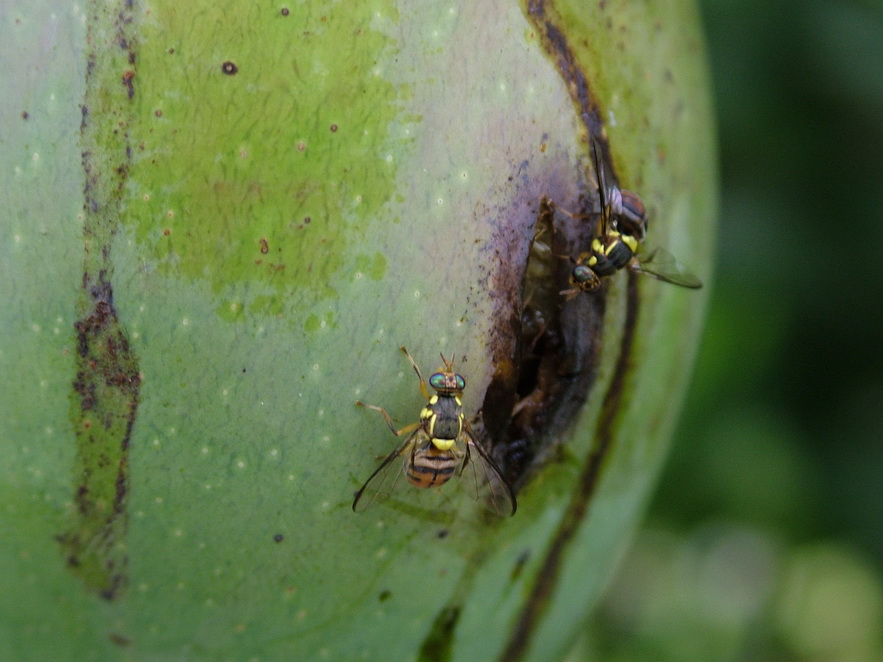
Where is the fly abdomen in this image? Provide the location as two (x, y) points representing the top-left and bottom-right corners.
(406, 451), (459, 488)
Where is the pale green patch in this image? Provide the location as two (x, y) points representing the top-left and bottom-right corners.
(126, 1), (404, 311)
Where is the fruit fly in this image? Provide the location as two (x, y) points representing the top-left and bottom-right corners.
(562, 138), (702, 295)
(353, 346), (516, 517)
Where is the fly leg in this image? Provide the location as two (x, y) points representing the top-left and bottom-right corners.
(355, 400), (421, 439)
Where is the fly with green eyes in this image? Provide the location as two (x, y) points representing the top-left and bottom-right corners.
(562, 137), (702, 296)
(353, 346), (516, 517)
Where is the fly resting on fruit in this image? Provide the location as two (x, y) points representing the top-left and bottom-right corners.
(561, 138), (702, 296)
(353, 346), (516, 517)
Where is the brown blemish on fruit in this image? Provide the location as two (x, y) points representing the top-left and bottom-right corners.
(57, 0), (141, 601)
(500, 274), (637, 662)
(486, 2), (644, 658)
(108, 632), (132, 647)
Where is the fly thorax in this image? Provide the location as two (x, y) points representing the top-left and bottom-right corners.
(427, 394), (463, 442)
(588, 236), (620, 276)
(602, 234), (634, 271)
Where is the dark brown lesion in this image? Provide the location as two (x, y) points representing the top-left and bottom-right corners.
(484, 195), (607, 491)
(481, 0), (631, 490)
(481, 1), (644, 658)
(58, 270), (141, 601)
(56, 0), (141, 601)
(498, 274), (639, 662)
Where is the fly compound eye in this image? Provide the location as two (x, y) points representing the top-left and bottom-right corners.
(572, 264), (595, 285)
(571, 264), (601, 292)
(429, 372), (465, 392)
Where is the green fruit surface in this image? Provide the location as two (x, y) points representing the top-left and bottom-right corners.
(0, 1), (716, 660)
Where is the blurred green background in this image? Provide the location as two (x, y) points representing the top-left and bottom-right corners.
(582, 1), (883, 660)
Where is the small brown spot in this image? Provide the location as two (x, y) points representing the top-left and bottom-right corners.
(221, 61), (238, 75)
(168, 48), (175, 54)
(273, 533), (283, 542)
(296, 141), (306, 152)
(21, 111), (29, 120)
(509, 549), (531, 582)
(303, 216), (311, 224)
(109, 633), (131, 647)
(539, 142), (547, 153)
(122, 70), (135, 83)
(154, 109), (163, 117)
(259, 238), (269, 254)
(281, 7), (289, 16)
(162, 228), (170, 236)
(330, 124), (338, 132)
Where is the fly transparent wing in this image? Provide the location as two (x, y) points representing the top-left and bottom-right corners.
(590, 137), (612, 237)
(633, 245), (703, 289)
(352, 431), (421, 512)
(458, 425), (516, 517)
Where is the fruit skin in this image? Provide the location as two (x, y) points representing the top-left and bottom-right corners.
(0, 1), (715, 661)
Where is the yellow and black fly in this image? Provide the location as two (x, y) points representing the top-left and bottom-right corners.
(562, 138), (702, 296)
(353, 346), (516, 517)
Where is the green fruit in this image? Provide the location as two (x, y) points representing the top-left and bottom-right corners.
(1, 1), (716, 660)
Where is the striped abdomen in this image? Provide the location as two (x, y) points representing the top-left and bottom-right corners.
(406, 447), (459, 488)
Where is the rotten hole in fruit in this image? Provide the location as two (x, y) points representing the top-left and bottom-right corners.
(479, 143), (623, 492)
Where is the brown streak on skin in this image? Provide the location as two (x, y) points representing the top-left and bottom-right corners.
(487, 0), (627, 482)
(500, 273), (639, 661)
(57, 0), (141, 601)
(496, 0), (644, 657)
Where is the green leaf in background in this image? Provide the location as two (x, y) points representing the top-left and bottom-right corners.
(0, 1), (715, 660)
